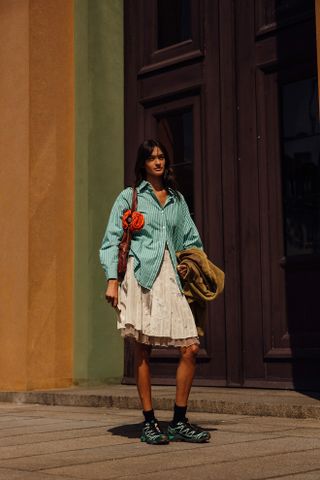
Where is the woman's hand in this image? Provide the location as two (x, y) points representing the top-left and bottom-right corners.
(177, 263), (188, 279)
(105, 279), (119, 308)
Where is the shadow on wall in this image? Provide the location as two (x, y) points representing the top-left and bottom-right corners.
(275, 0), (320, 394)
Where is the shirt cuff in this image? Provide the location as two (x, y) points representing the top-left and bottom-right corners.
(106, 262), (118, 280)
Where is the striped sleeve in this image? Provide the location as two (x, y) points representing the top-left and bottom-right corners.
(99, 188), (132, 280)
(180, 194), (203, 250)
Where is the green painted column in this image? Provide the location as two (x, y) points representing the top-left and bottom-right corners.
(74, 0), (124, 384)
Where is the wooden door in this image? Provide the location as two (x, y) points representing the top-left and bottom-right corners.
(123, 0), (320, 390)
(237, 0), (320, 389)
(123, 0), (228, 386)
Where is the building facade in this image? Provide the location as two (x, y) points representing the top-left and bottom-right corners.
(0, 0), (124, 390)
(1, 0), (320, 391)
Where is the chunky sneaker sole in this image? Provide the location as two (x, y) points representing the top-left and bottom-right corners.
(167, 418), (211, 443)
(140, 419), (169, 445)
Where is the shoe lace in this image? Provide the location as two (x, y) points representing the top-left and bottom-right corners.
(144, 420), (164, 439)
(176, 418), (206, 438)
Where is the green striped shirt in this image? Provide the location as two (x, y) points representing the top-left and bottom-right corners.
(99, 179), (203, 291)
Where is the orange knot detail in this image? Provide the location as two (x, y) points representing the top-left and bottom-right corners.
(122, 210), (145, 232)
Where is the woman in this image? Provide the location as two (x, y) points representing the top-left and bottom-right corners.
(99, 139), (210, 445)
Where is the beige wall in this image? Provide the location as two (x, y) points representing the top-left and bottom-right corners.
(0, 0), (74, 390)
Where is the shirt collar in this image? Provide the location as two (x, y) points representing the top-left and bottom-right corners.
(136, 179), (174, 197)
(136, 179), (150, 193)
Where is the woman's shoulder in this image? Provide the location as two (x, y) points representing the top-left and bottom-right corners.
(174, 190), (185, 202)
(120, 186), (134, 196)
(176, 190), (183, 198)
(113, 186), (134, 206)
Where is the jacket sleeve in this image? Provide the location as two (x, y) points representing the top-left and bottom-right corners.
(99, 188), (132, 280)
(180, 194), (203, 250)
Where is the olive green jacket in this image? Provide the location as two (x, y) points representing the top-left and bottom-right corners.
(176, 248), (225, 336)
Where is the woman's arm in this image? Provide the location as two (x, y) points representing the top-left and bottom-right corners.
(99, 188), (132, 281)
(99, 188), (132, 308)
(180, 194), (203, 250)
(176, 195), (203, 279)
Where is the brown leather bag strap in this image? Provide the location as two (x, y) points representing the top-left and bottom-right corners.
(131, 187), (137, 212)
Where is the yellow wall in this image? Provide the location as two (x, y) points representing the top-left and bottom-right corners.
(0, 0), (74, 390)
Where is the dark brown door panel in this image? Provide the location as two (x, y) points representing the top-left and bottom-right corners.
(124, 0), (320, 390)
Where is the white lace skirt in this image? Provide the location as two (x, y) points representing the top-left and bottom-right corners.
(116, 249), (200, 348)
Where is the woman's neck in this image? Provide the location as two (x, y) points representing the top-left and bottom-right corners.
(146, 175), (165, 191)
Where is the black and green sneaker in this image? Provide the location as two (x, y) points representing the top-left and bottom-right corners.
(167, 417), (211, 443)
(140, 419), (169, 445)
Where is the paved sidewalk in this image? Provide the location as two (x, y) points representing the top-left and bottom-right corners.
(0, 403), (320, 480)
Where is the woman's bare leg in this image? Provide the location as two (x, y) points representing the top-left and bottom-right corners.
(175, 343), (199, 406)
(134, 341), (153, 411)
(169, 343), (210, 442)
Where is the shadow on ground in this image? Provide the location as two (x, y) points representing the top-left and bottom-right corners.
(107, 421), (219, 439)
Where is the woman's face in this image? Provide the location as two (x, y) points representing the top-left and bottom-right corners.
(144, 146), (166, 179)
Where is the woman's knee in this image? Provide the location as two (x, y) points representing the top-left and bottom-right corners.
(180, 343), (200, 359)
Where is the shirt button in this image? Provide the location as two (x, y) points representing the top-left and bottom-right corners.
(163, 226), (165, 229)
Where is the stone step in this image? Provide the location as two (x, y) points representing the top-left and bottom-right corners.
(1, 385), (320, 419)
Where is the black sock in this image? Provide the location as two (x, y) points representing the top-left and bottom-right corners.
(172, 403), (187, 424)
(143, 409), (155, 423)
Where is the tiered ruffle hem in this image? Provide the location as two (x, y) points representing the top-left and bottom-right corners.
(116, 249), (200, 348)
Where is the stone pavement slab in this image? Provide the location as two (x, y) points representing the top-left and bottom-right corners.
(0, 403), (319, 480)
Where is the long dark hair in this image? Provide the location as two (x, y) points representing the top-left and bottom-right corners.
(134, 139), (180, 197)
